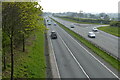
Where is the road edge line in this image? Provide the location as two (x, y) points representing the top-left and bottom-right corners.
(57, 32), (90, 79)
(47, 30), (61, 78)
(56, 23), (119, 79)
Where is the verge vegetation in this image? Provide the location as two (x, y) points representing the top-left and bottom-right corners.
(2, 2), (47, 79)
(98, 21), (120, 37)
(98, 26), (120, 37)
(2, 30), (46, 78)
(55, 16), (110, 25)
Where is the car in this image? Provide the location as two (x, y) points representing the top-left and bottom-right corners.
(88, 32), (95, 38)
(54, 23), (57, 26)
(51, 31), (57, 39)
(47, 20), (49, 22)
(70, 24), (75, 28)
(92, 27), (98, 32)
(48, 22), (51, 25)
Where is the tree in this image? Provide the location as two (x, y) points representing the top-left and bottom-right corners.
(99, 13), (110, 20)
(110, 21), (120, 27)
(79, 10), (84, 18)
(2, 2), (45, 79)
(88, 14), (96, 19)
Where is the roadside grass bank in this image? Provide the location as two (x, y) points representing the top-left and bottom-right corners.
(56, 17), (107, 25)
(98, 26), (120, 37)
(0, 28), (1, 49)
(0, 28), (2, 79)
(2, 30), (46, 78)
(51, 18), (120, 71)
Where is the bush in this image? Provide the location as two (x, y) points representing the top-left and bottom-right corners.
(57, 16), (111, 24)
(110, 21), (120, 27)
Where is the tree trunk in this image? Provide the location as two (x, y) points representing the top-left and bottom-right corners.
(23, 34), (25, 52)
(10, 35), (14, 80)
(3, 54), (6, 70)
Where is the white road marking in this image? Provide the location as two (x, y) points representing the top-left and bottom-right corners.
(48, 26), (61, 78)
(56, 23), (119, 79)
(57, 32), (91, 79)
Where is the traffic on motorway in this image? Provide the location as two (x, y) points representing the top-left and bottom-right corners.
(45, 16), (119, 79)
(51, 17), (119, 60)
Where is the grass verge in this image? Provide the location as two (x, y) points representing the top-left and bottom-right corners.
(98, 26), (120, 37)
(57, 17), (105, 25)
(51, 18), (120, 71)
(2, 30), (46, 78)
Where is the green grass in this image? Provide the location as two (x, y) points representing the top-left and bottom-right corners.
(0, 28), (2, 79)
(14, 31), (46, 78)
(0, 28), (1, 47)
(51, 18), (120, 71)
(3, 30), (46, 78)
(98, 26), (120, 37)
(58, 17), (105, 25)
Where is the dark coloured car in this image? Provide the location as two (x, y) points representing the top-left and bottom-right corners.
(54, 23), (57, 26)
(51, 31), (57, 39)
(47, 20), (49, 22)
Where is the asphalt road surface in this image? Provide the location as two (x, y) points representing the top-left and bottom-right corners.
(51, 17), (119, 59)
(45, 17), (119, 79)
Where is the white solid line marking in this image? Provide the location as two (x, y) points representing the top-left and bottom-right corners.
(57, 32), (90, 79)
(49, 31), (61, 78)
(57, 25), (119, 79)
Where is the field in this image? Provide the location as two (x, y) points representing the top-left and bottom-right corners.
(58, 17), (106, 25)
(98, 26), (120, 37)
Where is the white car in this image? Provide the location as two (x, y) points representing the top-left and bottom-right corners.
(48, 22), (51, 25)
(88, 32), (95, 38)
(70, 24), (75, 28)
(92, 27), (98, 32)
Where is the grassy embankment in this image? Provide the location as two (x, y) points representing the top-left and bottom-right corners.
(0, 28), (2, 79)
(57, 17), (107, 25)
(98, 26), (120, 37)
(2, 30), (46, 78)
(51, 18), (120, 71)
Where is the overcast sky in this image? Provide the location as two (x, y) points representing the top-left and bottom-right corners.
(40, 0), (119, 13)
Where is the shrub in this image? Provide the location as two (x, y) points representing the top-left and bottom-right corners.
(110, 21), (120, 27)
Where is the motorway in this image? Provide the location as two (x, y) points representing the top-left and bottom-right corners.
(45, 17), (119, 79)
(51, 17), (119, 59)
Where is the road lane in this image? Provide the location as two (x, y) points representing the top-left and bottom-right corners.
(51, 37), (87, 78)
(52, 17), (119, 59)
(45, 17), (119, 79)
(53, 23), (118, 78)
(47, 19), (88, 78)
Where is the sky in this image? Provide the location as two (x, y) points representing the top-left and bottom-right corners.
(40, 0), (120, 13)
